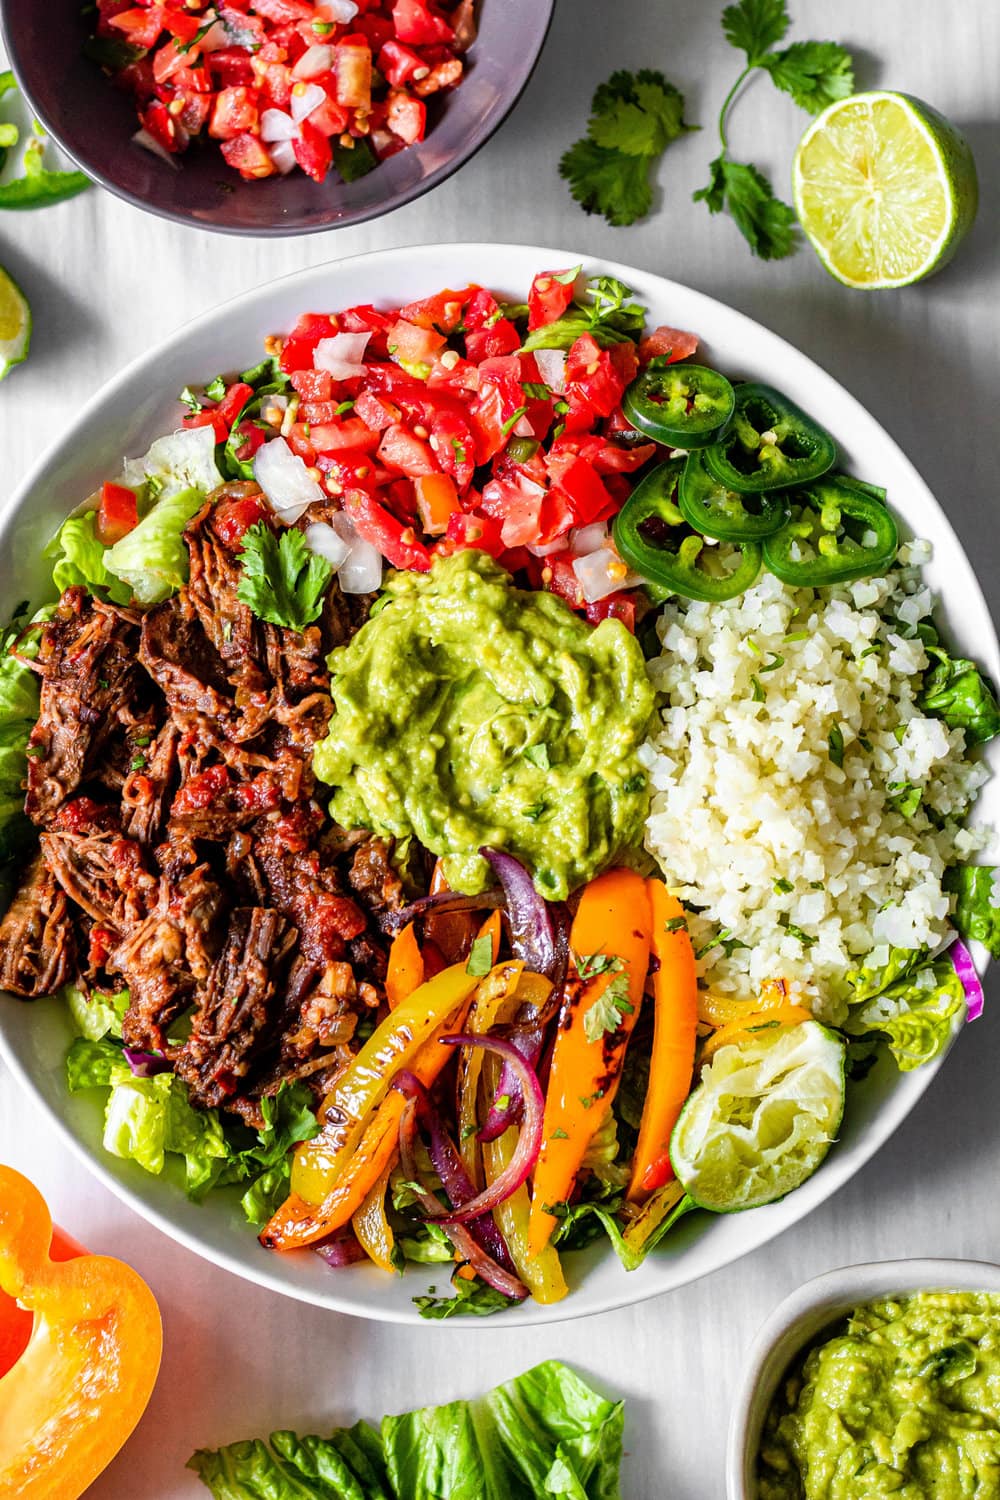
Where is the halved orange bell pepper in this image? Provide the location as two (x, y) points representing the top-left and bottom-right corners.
(699, 1004), (812, 1062)
(0, 1166), (162, 1499)
(627, 880), (698, 1202)
(528, 868), (652, 1258)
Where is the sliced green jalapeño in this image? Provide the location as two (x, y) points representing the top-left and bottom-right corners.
(703, 382), (836, 494)
(613, 459), (762, 602)
(678, 450), (790, 542)
(622, 362), (736, 449)
(763, 474), (899, 586)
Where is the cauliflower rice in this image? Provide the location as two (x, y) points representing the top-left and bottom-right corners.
(641, 541), (991, 1022)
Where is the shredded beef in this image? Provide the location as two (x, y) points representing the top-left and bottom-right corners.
(0, 851), (76, 996)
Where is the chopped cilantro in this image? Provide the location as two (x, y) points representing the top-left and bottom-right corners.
(523, 742), (550, 770)
(236, 524), (332, 632)
(828, 723), (845, 767)
(583, 970), (635, 1043)
(466, 934), (493, 978)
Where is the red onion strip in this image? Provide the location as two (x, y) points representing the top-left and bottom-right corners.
(313, 1232), (368, 1268)
(478, 1023), (545, 1144)
(480, 846), (559, 976)
(123, 1047), (172, 1078)
(380, 886), (503, 933)
(951, 937), (986, 1022)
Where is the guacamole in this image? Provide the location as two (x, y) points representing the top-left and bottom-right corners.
(313, 550), (654, 899)
(758, 1292), (1000, 1499)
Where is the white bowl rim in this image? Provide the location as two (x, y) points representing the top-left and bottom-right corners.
(725, 1256), (1000, 1499)
(0, 240), (996, 1327)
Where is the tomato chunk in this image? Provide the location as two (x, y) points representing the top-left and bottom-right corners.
(96, 483), (138, 545)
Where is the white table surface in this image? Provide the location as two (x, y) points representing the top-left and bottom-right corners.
(2, 1), (1000, 1494)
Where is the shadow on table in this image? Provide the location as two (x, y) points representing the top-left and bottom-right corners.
(0, 242), (99, 389)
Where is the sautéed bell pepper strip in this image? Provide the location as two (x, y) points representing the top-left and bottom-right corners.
(613, 459), (763, 602)
(386, 922), (424, 1009)
(622, 363), (735, 450)
(763, 475), (899, 586)
(351, 1166), (397, 1275)
(699, 1005), (813, 1063)
(456, 961), (526, 1182)
(0, 1167), (162, 1499)
(627, 881), (698, 1202)
(697, 977), (798, 1028)
(678, 450), (789, 543)
(483, 1126), (568, 1304)
(528, 868), (653, 1259)
(703, 382), (837, 495)
(263, 963), (478, 1249)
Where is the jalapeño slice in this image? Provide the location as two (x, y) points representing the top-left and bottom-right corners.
(763, 474), (899, 586)
(623, 362), (736, 449)
(613, 459), (762, 603)
(678, 451), (790, 542)
(703, 382), (837, 494)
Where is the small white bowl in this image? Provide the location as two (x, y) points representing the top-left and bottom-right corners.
(726, 1257), (1000, 1499)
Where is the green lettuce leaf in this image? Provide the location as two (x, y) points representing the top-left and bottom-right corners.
(65, 983), (129, 1041)
(945, 864), (1000, 958)
(847, 955), (965, 1070)
(550, 1189), (694, 1271)
(121, 426), (224, 498)
(845, 946), (925, 1005)
(231, 1081), (319, 1226)
(919, 645), (1000, 745)
(65, 1035), (125, 1092)
(0, 605), (51, 867)
(105, 485), (206, 605)
(47, 511), (132, 605)
(101, 1071), (231, 1189)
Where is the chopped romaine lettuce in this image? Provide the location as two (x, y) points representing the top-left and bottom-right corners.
(65, 983), (128, 1041)
(847, 954), (965, 1070)
(846, 946), (925, 1005)
(919, 645), (1000, 745)
(946, 864), (1000, 958)
(188, 1362), (624, 1500)
(105, 485), (205, 605)
(46, 511), (131, 605)
(121, 425), (224, 498)
(0, 605), (51, 867)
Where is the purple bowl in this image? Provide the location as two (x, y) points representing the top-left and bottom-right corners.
(0, 0), (553, 235)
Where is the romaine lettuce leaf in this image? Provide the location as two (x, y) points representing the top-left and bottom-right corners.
(105, 485), (206, 605)
(65, 1035), (125, 1091)
(65, 983), (129, 1041)
(0, 605), (51, 867)
(846, 946), (925, 1005)
(919, 645), (1000, 745)
(847, 955), (965, 1070)
(121, 425), (224, 498)
(945, 864), (1000, 958)
(46, 511), (132, 605)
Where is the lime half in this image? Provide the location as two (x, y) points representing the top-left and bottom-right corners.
(793, 91), (978, 289)
(670, 1019), (846, 1213)
(0, 265), (30, 382)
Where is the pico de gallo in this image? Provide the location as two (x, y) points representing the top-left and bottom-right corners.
(86, 0), (473, 183)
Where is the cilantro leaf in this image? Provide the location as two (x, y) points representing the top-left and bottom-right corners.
(236, 524), (332, 632)
(560, 137), (654, 228)
(695, 155), (798, 260)
(722, 0), (790, 65)
(583, 971), (635, 1043)
(763, 40), (855, 114)
(414, 1277), (518, 1320)
(466, 934), (493, 977)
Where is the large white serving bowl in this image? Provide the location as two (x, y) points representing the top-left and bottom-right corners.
(0, 243), (996, 1326)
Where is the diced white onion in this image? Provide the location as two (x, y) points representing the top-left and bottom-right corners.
(572, 544), (640, 603)
(568, 522), (608, 556)
(290, 82), (327, 123)
(314, 332), (371, 380)
(326, 0), (359, 19)
(260, 108), (300, 142)
(268, 138), (299, 175)
(254, 437), (325, 522)
(132, 128), (180, 170)
(304, 521), (351, 570)
(197, 19), (230, 51)
(527, 536), (569, 558)
(533, 348), (566, 394)
(330, 511), (359, 547)
(338, 538), (382, 594)
(293, 44), (334, 80)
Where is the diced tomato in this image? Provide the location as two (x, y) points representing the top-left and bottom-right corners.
(183, 406), (229, 443)
(549, 455), (615, 527)
(308, 418), (380, 454)
(387, 317), (445, 366)
(209, 85), (259, 139)
(527, 268), (576, 331)
(414, 473), (459, 534)
(445, 509), (504, 559)
(290, 368), (333, 401)
(220, 131), (276, 178)
(429, 407), (475, 491)
(398, 287), (470, 333)
(352, 13), (394, 50)
(138, 99), (181, 153)
(464, 319), (519, 363)
(591, 438), (657, 474)
(307, 94), (350, 137)
(542, 556), (586, 609)
(587, 593), (636, 631)
(354, 388), (399, 431)
(377, 423), (439, 477)
(300, 400), (341, 424)
(214, 492), (268, 547)
(480, 472), (548, 549)
(258, 59), (294, 108)
(96, 482), (139, 545)
(638, 324), (699, 364)
(153, 38), (192, 85)
(564, 333), (628, 426)
(96, 0), (135, 37)
(280, 312), (338, 372)
(207, 48), (256, 87)
(215, 381), (254, 425)
(292, 117), (333, 182)
(392, 0), (454, 46)
(175, 90), (212, 135)
(318, 450), (380, 492)
(340, 303), (395, 336)
(232, 420), (268, 462)
(174, 764), (232, 813)
(345, 490), (431, 570)
(249, 0), (313, 22)
(108, 6), (166, 49)
(378, 38), (425, 87)
(386, 89), (426, 145)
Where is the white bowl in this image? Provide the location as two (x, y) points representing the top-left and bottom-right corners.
(726, 1257), (1000, 1498)
(1, 243), (997, 1326)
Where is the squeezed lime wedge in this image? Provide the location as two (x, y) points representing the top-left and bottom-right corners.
(0, 264), (30, 382)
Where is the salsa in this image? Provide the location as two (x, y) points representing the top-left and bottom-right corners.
(759, 1291), (1000, 1499)
(86, 0), (471, 183)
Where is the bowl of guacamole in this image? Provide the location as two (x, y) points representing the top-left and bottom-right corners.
(727, 1259), (1000, 1500)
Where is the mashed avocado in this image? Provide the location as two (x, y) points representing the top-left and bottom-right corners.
(313, 550), (654, 898)
(759, 1291), (1000, 1499)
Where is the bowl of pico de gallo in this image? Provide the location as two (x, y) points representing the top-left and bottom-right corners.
(0, 0), (553, 234)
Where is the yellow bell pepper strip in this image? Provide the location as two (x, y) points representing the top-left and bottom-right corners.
(627, 879), (698, 1203)
(0, 1166), (162, 1499)
(483, 1127), (568, 1305)
(456, 961), (525, 1182)
(699, 1004), (812, 1063)
(528, 868), (652, 1259)
(697, 976), (794, 1027)
(620, 1178), (690, 1265)
(351, 1166), (397, 1274)
(386, 922), (424, 1010)
(262, 963), (478, 1250)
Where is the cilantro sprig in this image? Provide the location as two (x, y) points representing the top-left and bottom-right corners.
(560, 69), (696, 228)
(236, 524), (332, 632)
(695, 0), (855, 259)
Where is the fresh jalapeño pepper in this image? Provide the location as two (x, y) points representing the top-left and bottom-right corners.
(623, 362), (735, 449)
(703, 382), (836, 494)
(678, 451), (790, 541)
(763, 474), (899, 586)
(613, 459), (762, 602)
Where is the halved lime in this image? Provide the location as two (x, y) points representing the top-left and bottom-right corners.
(0, 265), (30, 382)
(793, 91), (978, 289)
(670, 1019), (846, 1212)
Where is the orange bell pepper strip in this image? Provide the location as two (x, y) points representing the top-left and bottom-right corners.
(386, 922), (424, 1010)
(627, 879), (698, 1203)
(528, 868), (652, 1259)
(0, 1166), (162, 1499)
(699, 1004), (812, 1063)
